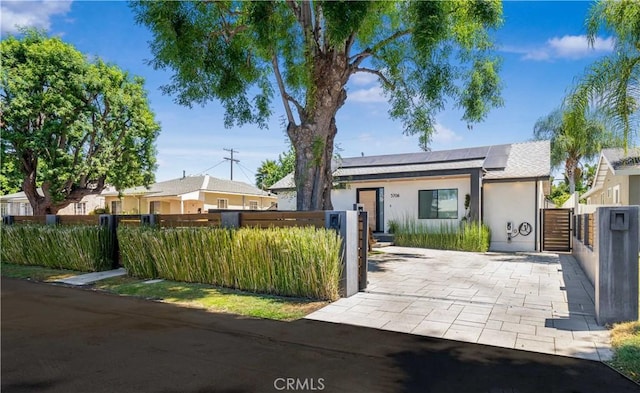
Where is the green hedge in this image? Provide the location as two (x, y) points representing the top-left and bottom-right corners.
(117, 226), (342, 300)
(0, 225), (113, 271)
(393, 220), (491, 252)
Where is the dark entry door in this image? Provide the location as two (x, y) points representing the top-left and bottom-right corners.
(541, 208), (573, 252)
(357, 188), (383, 232)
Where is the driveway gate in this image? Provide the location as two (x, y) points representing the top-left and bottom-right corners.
(541, 208), (573, 252)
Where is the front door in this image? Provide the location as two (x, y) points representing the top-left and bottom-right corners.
(357, 188), (384, 232)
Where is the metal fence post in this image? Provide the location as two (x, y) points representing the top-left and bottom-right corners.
(325, 211), (358, 297)
(99, 214), (118, 269)
(140, 214), (157, 227)
(45, 214), (59, 225)
(596, 206), (639, 325)
(221, 212), (240, 229)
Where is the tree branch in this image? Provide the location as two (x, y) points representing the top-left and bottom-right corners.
(353, 67), (393, 89)
(271, 55), (297, 126)
(349, 29), (412, 67)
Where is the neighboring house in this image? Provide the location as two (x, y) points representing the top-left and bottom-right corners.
(581, 148), (640, 206)
(270, 141), (551, 252)
(103, 175), (276, 214)
(0, 188), (110, 216)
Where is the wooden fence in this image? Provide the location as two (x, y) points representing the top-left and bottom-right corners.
(6, 212), (328, 229)
(574, 212), (596, 249)
(3, 211), (369, 293)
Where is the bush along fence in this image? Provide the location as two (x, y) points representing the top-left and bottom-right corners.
(1, 211), (367, 300)
(571, 206), (639, 325)
(391, 218), (491, 252)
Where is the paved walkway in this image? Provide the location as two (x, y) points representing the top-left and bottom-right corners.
(307, 247), (612, 361)
(55, 268), (126, 285)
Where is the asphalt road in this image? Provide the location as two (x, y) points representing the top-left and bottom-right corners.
(2, 277), (638, 393)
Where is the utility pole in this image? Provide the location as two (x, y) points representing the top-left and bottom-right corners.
(223, 148), (239, 180)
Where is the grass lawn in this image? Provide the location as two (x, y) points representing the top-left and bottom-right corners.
(1, 263), (327, 321)
(1, 263), (82, 282)
(608, 321), (640, 383)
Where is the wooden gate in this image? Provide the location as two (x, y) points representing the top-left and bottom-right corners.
(541, 208), (573, 252)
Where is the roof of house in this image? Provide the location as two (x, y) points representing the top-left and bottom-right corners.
(602, 147), (640, 170)
(269, 140), (550, 191)
(0, 190), (31, 201)
(111, 175), (272, 198)
(581, 147), (640, 199)
(1, 186), (116, 202)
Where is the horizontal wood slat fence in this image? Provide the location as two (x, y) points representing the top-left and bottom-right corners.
(3, 211), (368, 295)
(6, 212), (331, 229)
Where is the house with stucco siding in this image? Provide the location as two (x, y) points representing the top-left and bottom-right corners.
(103, 175), (276, 214)
(581, 148), (640, 206)
(270, 140), (551, 252)
(0, 188), (110, 216)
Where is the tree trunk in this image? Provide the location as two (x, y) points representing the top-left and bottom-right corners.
(287, 53), (348, 211)
(565, 159), (578, 195)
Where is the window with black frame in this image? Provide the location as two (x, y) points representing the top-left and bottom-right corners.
(418, 189), (458, 219)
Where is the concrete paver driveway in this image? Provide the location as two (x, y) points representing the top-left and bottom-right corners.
(307, 246), (612, 361)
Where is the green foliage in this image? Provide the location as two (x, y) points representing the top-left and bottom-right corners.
(255, 146), (295, 190)
(0, 225), (113, 271)
(0, 262), (81, 281)
(131, 1), (504, 209)
(95, 276), (325, 321)
(118, 226), (342, 300)
(533, 107), (621, 194)
(1, 29), (160, 213)
(569, 0), (640, 151)
(393, 219), (491, 252)
(608, 321), (640, 383)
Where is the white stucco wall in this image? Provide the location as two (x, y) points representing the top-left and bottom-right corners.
(335, 177), (472, 232)
(275, 191), (297, 210)
(483, 181), (538, 252)
(276, 177), (471, 231)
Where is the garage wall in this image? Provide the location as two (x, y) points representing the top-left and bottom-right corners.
(483, 181), (537, 251)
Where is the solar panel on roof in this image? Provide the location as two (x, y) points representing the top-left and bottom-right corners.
(483, 144), (511, 169)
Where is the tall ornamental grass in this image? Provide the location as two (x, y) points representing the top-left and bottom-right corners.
(393, 219), (490, 252)
(0, 225), (113, 271)
(117, 226), (342, 300)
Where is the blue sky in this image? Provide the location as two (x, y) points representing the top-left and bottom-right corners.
(1, 1), (614, 184)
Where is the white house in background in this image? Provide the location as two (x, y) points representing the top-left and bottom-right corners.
(103, 175), (277, 214)
(270, 140), (551, 252)
(0, 187), (111, 216)
(581, 148), (640, 206)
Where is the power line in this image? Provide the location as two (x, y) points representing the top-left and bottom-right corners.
(235, 162), (255, 185)
(196, 159), (227, 176)
(223, 148), (239, 180)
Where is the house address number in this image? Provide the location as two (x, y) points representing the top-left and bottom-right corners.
(390, 193), (400, 198)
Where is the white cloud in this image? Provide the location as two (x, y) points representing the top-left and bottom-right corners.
(432, 123), (462, 145)
(503, 35), (614, 61)
(350, 72), (379, 86)
(348, 86), (387, 103)
(1, 1), (72, 35)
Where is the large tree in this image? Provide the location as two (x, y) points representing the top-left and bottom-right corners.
(569, 0), (639, 151)
(132, 0), (503, 210)
(0, 30), (160, 214)
(533, 107), (618, 195)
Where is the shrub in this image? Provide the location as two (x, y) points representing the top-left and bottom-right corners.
(394, 219), (490, 252)
(117, 226), (342, 300)
(0, 225), (113, 271)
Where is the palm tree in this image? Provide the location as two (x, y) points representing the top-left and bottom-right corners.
(569, 0), (639, 151)
(534, 108), (617, 194)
